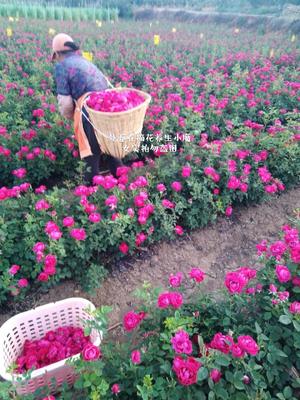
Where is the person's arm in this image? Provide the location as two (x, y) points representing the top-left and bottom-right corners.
(57, 94), (74, 120)
(54, 63), (75, 119)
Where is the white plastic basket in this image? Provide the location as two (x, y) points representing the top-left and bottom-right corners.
(0, 298), (101, 397)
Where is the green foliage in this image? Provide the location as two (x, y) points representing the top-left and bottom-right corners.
(3, 222), (300, 399)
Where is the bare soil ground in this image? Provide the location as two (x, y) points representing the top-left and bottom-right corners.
(1, 187), (299, 329)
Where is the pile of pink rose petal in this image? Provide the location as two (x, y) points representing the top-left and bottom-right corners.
(86, 89), (145, 112)
(15, 326), (92, 373)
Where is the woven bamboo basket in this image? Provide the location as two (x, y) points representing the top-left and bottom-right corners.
(83, 87), (151, 159)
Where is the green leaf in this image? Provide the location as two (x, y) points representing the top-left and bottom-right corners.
(293, 320), (300, 332)
(283, 386), (293, 399)
(215, 354), (230, 367)
(255, 322), (262, 335)
(198, 367), (208, 381)
(275, 349), (288, 358)
(214, 386), (229, 400)
(279, 315), (292, 325)
(208, 391), (215, 400)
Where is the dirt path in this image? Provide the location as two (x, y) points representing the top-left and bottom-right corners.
(1, 187), (299, 328)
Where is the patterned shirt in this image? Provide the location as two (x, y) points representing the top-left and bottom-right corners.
(54, 53), (108, 100)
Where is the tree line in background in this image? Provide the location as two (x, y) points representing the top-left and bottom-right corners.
(1, 0), (300, 8)
(0, 0), (299, 20)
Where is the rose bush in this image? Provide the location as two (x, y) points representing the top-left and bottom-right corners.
(3, 221), (299, 400)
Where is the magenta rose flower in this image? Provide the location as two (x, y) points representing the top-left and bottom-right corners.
(123, 311), (146, 332)
(189, 268), (205, 283)
(169, 292), (183, 309)
(63, 216), (75, 227)
(157, 292), (171, 308)
(182, 165), (191, 178)
(119, 242), (129, 254)
(275, 265), (291, 283)
(289, 301), (300, 314)
(171, 181), (182, 192)
(210, 369), (222, 383)
(70, 228), (86, 241)
(210, 333), (234, 354)
(169, 272), (183, 287)
(175, 225), (184, 235)
(18, 278), (29, 288)
(172, 356), (201, 386)
(82, 343), (101, 361)
(171, 330), (193, 354)
(131, 350), (141, 364)
(225, 206), (233, 216)
(237, 335), (260, 356)
(38, 272), (49, 282)
(231, 343), (245, 358)
(225, 271), (248, 294)
(111, 383), (120, 394)
(89, 213), (101, 223)
(157, 292), (183, 309)
(8, 264), (20, 275)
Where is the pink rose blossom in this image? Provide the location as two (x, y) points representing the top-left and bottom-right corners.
(169, 292), (183, 309)
(111, 384), (120, 394)
(105, 195), (118, 210)
(189, 268), (205, 283)
(210, 369), (222, 383)
(278, 291), (289, 301)
(63, 216), (75, 227)
(210, 333), (233, 354)
(227, 176), (241, 190)
(82, 344), (101, 361)
(269, 284), (277, 293)
(38, 272), (49, 282)
(70, 228), (86, 241)
(12, 168), (27, 179)
(270, 241), (287, 259)
(182, 166), (192, 178)
(225, 271), (248, 294)
(289, 301), (300, 314)
(171, 330), (193, 354)
(119, 242), (129, 254)
(123, 311), (146, 332)
(237, 335), (259, 356)
(127, 208), (135, 217)
(175, 225), (184, 235)
(231, 343), (245, 358)
(157, 183), (166, 192)
(171, 181), (182, 192)
(157, 292), (171, 308)
(292, 276), (300, 287)
(33, 242), (46, 253)
(172, 356), (201, 386)
(9, 264), (20, 275)
(169, 272), (183, 287)
(131, 350), (141, 364)
(225, 206), (233, 216)
(275, 265), (291, 283)
(89, 213), (101, 223)
(35, 199), (51, 211)
(18, 278), (29, 288)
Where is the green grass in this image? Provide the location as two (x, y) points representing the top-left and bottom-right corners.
(0, 3), (118, 21)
